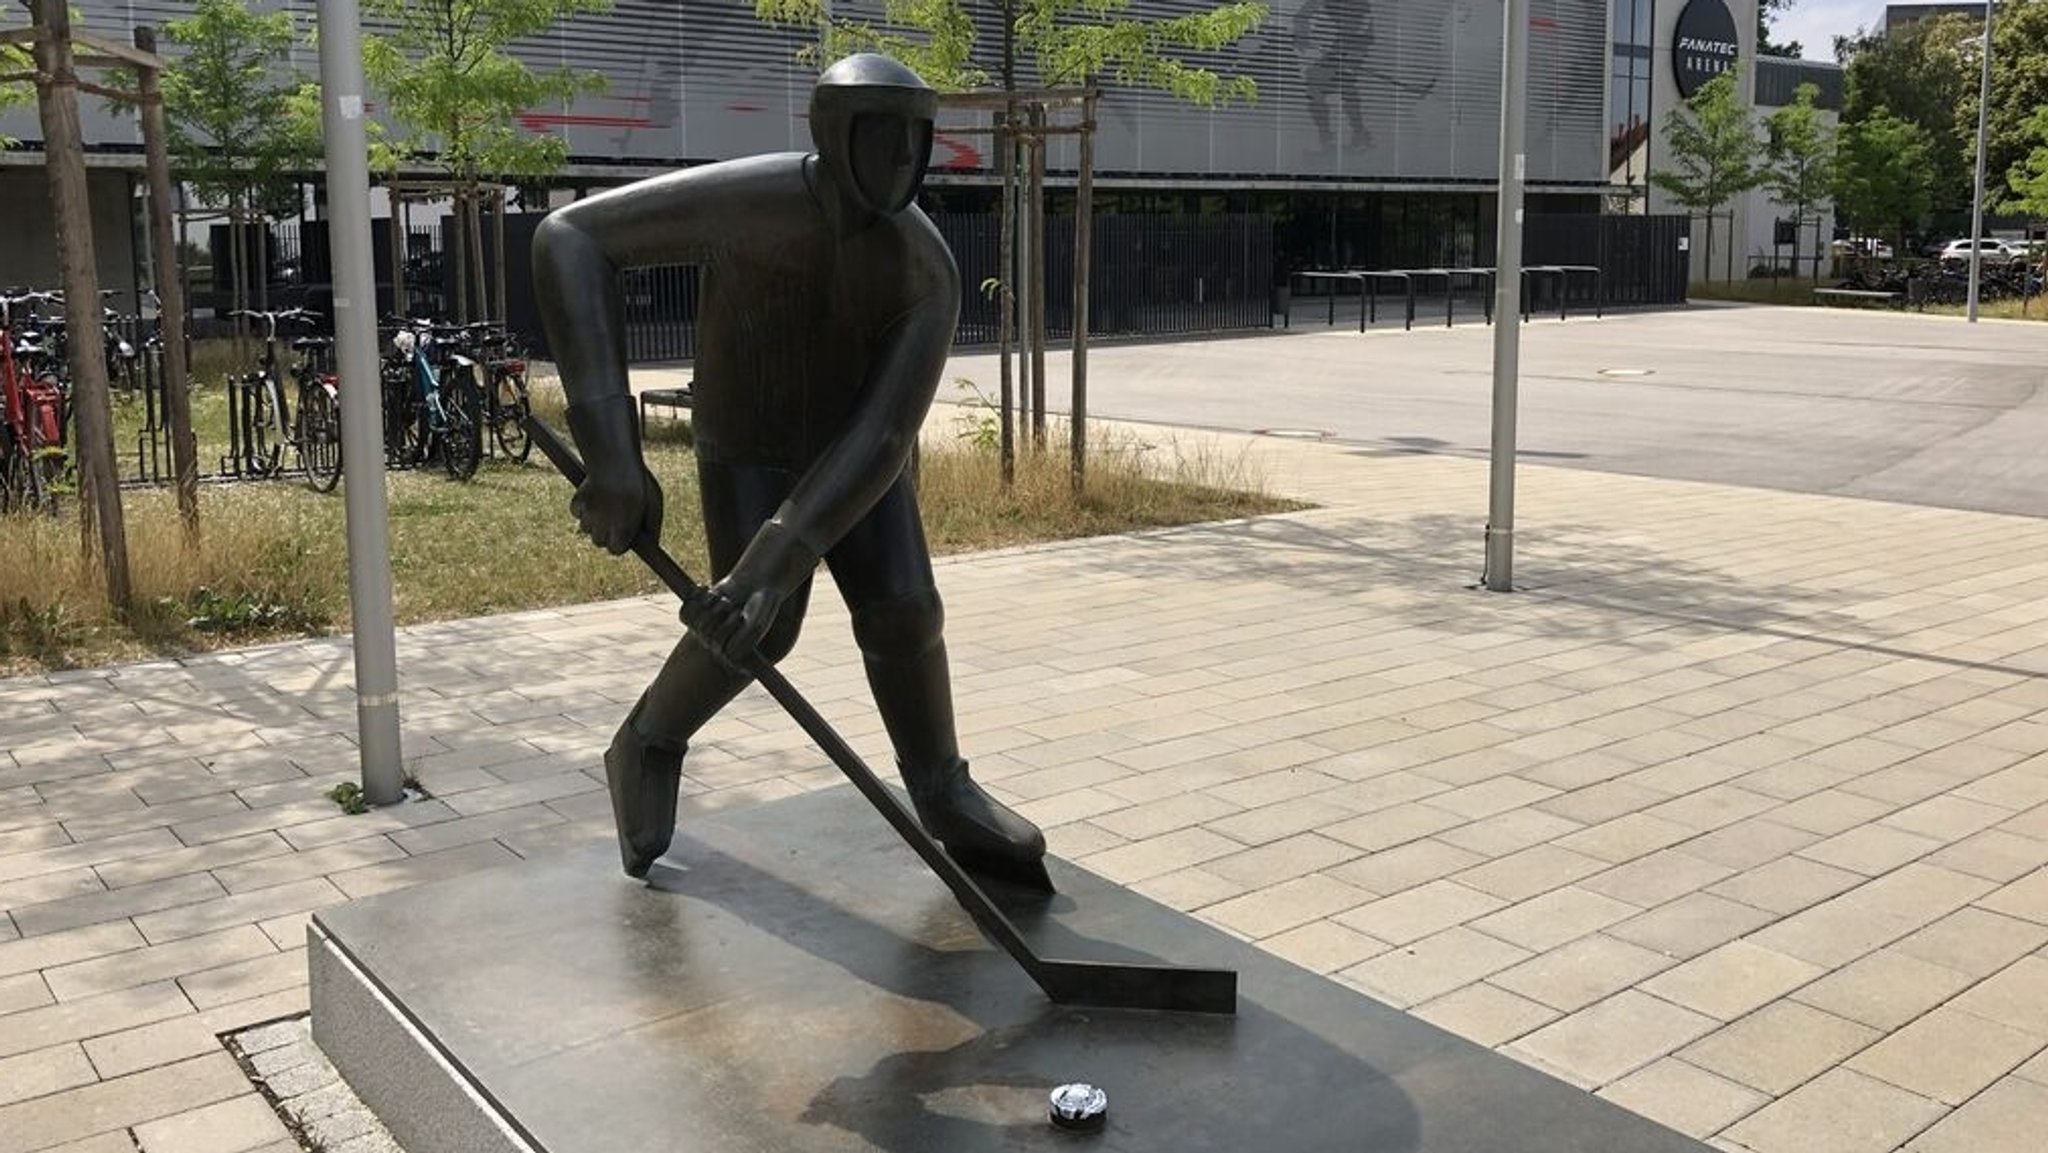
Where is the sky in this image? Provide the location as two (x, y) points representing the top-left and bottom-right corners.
(1770, 0), (1901, 61)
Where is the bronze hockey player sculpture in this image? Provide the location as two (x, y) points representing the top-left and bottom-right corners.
(531, 54), (1045, 886)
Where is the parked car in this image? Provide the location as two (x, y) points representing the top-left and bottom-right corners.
(1939, 238), (2021, 266)
(1830, 238), (1893, 259)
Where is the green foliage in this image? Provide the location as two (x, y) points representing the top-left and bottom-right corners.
(1838, 13), (1979, 217)
(159, 0), (313, 216)
(755, 0), (1267, 104)
(1759, 0), (1803, 59)
(1833, 108), (1934, 247)
(1984, 0), (2048, 215)
(1650, 71), (1762, 214)
(0, 26), (30, 146)
(1651, 70), (1764, 282)
(326, 782), (369, 815)
(168, 584), (318, 634)
(361, 0), (612, 182)
(950, 377), (1001, 452)
(2004, 106), (2048, 226)
(1763, 83), (1835, 237)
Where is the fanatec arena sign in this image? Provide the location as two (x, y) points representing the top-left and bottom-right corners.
(1673, 0), (1742, 98)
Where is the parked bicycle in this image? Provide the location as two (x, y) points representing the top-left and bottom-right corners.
(381, 320), (480, 481)
(289, 331), (342, 492)
(442, 322), (532, 463)
(0, 290), (70, 514)
(226, 308), (321, 478)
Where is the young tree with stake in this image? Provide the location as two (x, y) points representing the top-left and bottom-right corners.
(1763, 82), (1835, 281)
(1651, 70), (1763, 284)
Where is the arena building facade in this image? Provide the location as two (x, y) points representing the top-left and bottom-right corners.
(0, 0), (1841, 302)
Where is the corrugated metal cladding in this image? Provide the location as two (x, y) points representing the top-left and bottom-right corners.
(1754, 57), (1845, 112)
(31, 0), (1607, 186)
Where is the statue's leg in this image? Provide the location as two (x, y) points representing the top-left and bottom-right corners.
(825, 472), (1045, 867)
(606, 461), (813, 878)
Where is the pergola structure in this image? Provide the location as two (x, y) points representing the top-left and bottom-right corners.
(382, 178), (515, 324)
(2, 1), (196, 603)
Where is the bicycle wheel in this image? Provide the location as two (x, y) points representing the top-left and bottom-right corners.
(245, 377), (284, 478)
(20, 399), (63, 516)
(0, 426), (23, 514)
(440, 378), (481, 481)
(491, 370), (532, 462)
(297, 386), (343, 493)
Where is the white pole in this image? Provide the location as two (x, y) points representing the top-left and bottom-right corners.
(316, 0), (406, 805)
(1967, 0), (1995, 323)
(1484, 0), (1528, 593)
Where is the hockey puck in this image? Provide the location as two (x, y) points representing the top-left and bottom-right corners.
(1049, 1083), (1108, 1133)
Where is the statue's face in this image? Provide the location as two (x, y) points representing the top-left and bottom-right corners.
(847, 112), (933, 216)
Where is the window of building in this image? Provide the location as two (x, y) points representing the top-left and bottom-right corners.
(1610, 0), (1655, 195)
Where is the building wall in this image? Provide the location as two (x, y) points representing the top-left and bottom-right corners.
(1, 0), (1615, 189)
(1636, 0), (1843, 282)
(0, 168), (144, 304)
(1644, 0), (1765, 282)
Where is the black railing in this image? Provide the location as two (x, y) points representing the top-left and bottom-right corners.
(512, 213), (1276, 364)
(1525, 213), (1689, 309)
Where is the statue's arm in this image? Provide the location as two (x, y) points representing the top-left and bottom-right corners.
(530, 163), (764, 554)
(531, 164), (757, 471)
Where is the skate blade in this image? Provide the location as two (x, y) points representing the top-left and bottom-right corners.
(948, 845), (1056, 894)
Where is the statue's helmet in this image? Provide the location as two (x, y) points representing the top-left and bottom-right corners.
(809, 54), (938, 216)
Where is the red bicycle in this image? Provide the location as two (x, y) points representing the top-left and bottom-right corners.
(0, 290), (70, 514)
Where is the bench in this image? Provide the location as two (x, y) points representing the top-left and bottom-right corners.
(1813, 288), (1900, 308)
(638, 386), (693, 435)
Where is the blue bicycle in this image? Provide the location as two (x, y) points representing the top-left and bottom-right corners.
(382, 321), (479, 481)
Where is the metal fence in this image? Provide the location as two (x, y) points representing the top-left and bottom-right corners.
(938, 213), (1275, 346)
(1524, 213), (1690, 309)
(498, 212), (1276, 364)
(1283, 212), (1692, 324)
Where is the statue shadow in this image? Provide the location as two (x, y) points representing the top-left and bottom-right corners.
(644, 843), (1429, 1152)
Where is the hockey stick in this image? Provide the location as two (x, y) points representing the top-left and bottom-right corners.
(529, 415), (1237, 1015)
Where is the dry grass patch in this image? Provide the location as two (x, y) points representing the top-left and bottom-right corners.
(1, 389), (1300, 672)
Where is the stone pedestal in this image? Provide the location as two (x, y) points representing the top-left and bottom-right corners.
(311, 786), (1706, 1152)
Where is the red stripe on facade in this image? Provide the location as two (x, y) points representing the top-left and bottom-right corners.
(516, 113), (657, 129)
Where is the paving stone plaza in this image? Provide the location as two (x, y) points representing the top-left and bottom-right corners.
(3, 306), (2047, 1152)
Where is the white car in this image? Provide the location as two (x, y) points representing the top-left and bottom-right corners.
(1939, 239), (2020, 266)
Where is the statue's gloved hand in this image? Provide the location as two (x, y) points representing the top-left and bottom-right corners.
(681, 519), (817, 668)
(570, 464), (663, 555)
(565, 396), (661, 554)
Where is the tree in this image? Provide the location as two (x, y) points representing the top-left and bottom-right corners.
(2002, 104), (2048, 299)
(1762, 82), (1834, 280)
(1760, 0), (1804, 58)
(1650, 70), (1763, 283)
(1834, 108), (1934, 253)
(158, 0), (314, 333)
(756, 0), (1266, 102)
(1, 13), (34, 145)
(362, 0), (610, 323)
(1983, 0), (2048, 215)
(1838, 13), (1977, 222)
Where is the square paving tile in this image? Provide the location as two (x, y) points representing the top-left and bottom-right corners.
(1848, 1006), (2045, 1106)
(1722, 1068), (1946, 1153)
(1507, 990), (1717, 1089)
(1681, 1000), (1883, 1096)
(1903, 1077), (2048, 1153)
(1597, 1058), (1769, 1141)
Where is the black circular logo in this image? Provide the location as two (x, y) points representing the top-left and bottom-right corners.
(1673, 0), (1741, 99)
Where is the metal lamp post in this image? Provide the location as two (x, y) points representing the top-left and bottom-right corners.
(1967, 0), (1995, 323)
(315, 0), (407, 805)
(1484, 0), (1528, 593)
